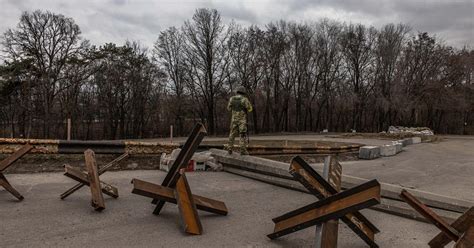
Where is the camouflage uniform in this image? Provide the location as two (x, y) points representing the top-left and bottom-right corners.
(227, 90), (253, 155)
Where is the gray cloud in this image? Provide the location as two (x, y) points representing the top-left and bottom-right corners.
(0, 0), (472, 48)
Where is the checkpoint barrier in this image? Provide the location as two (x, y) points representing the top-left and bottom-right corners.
(0, 144), (33, 201)
(131, 123), (228, 235)
(268, 156), (381, 247)
(400, 190), (474, 248)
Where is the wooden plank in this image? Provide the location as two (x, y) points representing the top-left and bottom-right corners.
(0, 173), (24, 200)
(454, 225), (474, 248)
(268, 180), (381, 239)
(84, 149), (106, 211)
(429, 207), (474, 247)
(60, 153), (128, 199)
(289, 156), (379, 247)
(0, 144), (33, 171)
(152, 123), (206, 215)
(64, 165), (118, 198)
(132, 179), (228, 215)
(174, 171), (202, 235)
(400, 190), (460, 242)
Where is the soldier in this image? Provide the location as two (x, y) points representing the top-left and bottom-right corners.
(226, 86), (253, 155)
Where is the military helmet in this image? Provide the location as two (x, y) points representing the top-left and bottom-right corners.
(236, 86), (246, 94)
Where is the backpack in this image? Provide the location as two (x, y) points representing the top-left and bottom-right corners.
(230, 96), (245, 112)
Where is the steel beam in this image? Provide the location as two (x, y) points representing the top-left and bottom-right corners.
(0, 173), (24, 200)
(62, 149), (119, 211)
(268, 179), (381, 239)
(400, 190), (460, 242)
(152, 123), (207, 215)
(0, 144), (33, 201)
(0, 144), (33, 171)
(289, 156), (380, 247)
(454, 225), (474, 248)
(174, 171), (203, 235)
(64, 165), (118, 198)
(60, 152), (128, 199)
(429, 207), (474, 247)
(315, 156), (342, 248)
(132, 179), (228, 215)
(84, 150), (106, 211)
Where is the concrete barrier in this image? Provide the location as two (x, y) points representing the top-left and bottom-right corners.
(380, 144), (397, 157)
(359, 146), (381, 159)
(402, 138), (413, 146)
(411, 137), (422, 144)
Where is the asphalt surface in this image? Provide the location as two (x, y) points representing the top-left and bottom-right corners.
(167, 134), (473, 201)
(0, 170), (438, 248)
(312, 136), (474, 202)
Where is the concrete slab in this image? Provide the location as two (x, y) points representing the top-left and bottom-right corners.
(0, 171), (437, 248)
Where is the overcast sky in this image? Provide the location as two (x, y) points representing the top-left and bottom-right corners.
(0, 0), (472, 49)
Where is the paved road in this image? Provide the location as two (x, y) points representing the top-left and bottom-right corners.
(145, 134), (474, 201)
(0, 170), (437, 248)
(311, 136), (474, 202)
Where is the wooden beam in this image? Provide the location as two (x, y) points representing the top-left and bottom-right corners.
(400, 190), (460, 242)
(268, 180), (381, 239)
(84, 149), (106, 211)
(60, 153), (128, 199)
(132, 179), (227, 216)
(0, 144), (33, 171)
(152, 123), (207, 215)
(429, 207), (474, 248)
(290, 156), (379, 247)
(174, 171), (203, 235)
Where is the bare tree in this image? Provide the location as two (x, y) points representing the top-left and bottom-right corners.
(1, 10), (89, 137)
(340, 24), (377, 131)
(154, 27), (188, 136)
(228, 25), (265, 133)
(182, 8), (231, 134)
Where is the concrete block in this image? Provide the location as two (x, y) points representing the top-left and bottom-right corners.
(359, 146), (381, 160)
(411, 137), (422, 144)
(380, 144), (397, 157)
(395, 143), (403, 153)
(391, 141), (403, 153)
(397, 140), (406, 147)
(402, 138), (413, 146)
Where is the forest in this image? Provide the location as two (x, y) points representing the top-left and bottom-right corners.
(0, 8), (472, 139)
